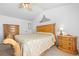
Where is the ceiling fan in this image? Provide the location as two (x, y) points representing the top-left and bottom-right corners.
(19, 3), (32, 10)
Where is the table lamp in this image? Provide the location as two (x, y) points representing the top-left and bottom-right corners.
(59, 27), (64, 35)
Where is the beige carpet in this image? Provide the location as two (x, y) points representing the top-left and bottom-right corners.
(0, 44), (78, 56)
(0, 44), (14, 56)
(41, 46), (79, 56)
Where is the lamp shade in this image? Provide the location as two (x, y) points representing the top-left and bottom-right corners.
(59, 26), (64, 35)
(59, 27), (64, 31)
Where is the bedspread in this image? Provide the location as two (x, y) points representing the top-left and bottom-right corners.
(15, 32), (55, 56)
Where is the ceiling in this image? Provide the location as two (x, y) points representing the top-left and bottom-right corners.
(33, 3), (70, 10)
(0, 3), (70, 21)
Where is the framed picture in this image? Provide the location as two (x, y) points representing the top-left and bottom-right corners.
(28, 23), (31, 30)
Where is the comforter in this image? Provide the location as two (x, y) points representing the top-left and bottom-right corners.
(15, 32), (55, 56)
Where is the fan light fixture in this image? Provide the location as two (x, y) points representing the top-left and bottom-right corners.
(20, 3), (32, 10)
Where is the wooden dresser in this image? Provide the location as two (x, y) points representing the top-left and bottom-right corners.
(58, 35), (78, 55)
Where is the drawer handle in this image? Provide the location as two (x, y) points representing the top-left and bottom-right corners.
(68, 47), (71, 50)
(68, 43), (71, 45)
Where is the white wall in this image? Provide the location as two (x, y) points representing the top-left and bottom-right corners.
(32, 4), (79, 49)
(0, 15), (31, 43)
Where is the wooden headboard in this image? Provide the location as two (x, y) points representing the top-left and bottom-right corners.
(3, 24), (19, 39)
(37, 23), (56, 39)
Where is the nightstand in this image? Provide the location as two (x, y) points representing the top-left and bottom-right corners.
(58, 35), (78, 55)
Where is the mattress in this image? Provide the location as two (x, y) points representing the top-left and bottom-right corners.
(15, 32), (55, 56)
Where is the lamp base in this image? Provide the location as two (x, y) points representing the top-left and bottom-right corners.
(60, 30), (63, 35)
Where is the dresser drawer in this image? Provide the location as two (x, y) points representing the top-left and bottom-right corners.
(62, 37), (69, 41)
(67, 41), (73, 46)
(58, 37), (62, 39)
(67, 46), (73, 51)
(68, 38), (73, 41)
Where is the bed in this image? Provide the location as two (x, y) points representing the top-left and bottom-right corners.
(3, 24), (56, 56)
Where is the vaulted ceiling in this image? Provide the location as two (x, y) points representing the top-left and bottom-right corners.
(0, 3), (70, 21)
